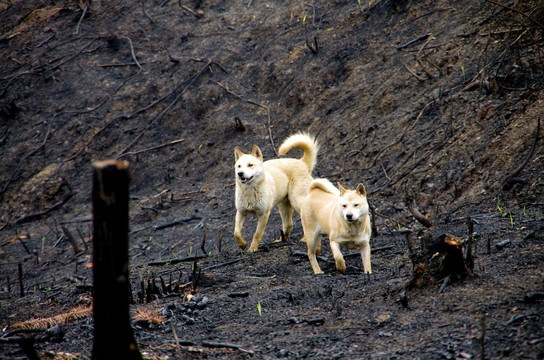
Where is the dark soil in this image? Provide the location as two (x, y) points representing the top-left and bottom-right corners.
(1, 0), (543, 359)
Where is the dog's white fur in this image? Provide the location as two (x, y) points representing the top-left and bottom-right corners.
(301, 179), (372, 274)
(234, 133), (318, 252)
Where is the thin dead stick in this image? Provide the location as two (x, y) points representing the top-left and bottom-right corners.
(404, 64), (426, 81)
(117, 138), (185, 159)
(124, 37), (143, 72)
(210, 79), (278, 155)
(485, 0), (544, 31)
(75, 3), (88, 35)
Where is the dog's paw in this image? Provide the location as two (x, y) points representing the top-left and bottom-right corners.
(335, 261), (346, 274)
(313, 269), (324, 275)
(247, 245), (259, 253)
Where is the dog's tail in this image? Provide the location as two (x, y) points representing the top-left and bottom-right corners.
(309, 178), (341, 195)
(278, 132), (319, 172)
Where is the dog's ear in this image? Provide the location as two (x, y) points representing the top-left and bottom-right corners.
(356, 183), (367, 197)
(337, 182), (347, 195)
(251, 145), (263, 161)
(234, 147), (244, 161)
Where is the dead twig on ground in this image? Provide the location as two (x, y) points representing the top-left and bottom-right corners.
(75, 2), (88, 35)
(124, 37), (143, 72)
(397, 33), (431, 51)
(404, 64), (426, 81)
(407, 198), (433, 228)
(117, 138), (185, 159)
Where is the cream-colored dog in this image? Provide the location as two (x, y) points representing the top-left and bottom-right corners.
(301, 179), (372, 274)
(234, 133), (318, 252)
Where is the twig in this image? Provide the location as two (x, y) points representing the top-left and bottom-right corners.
(124, 37), (143, 72)
(210, 79), (278, 155)
(404, 64), (426, 81)
(438, 275), (451, 293)
(153, 216), (201, 231)
(200, 228), (207, 255)
(75, 2), (88, 35)
(397, 33), (431, 50)
(97, 62), (147, 68)
(407, 198), (433, 228)
(117, 138), (185, 159)
(18, 263), (24, 297)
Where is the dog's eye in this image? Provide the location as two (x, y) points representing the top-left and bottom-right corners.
(342, 204), (347, 208)
(248, 164), (253, 167)
(354, 204), (359, 207)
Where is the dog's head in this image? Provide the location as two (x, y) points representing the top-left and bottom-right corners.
(337, 183), (369, 223)
(234, 145), (264, 185)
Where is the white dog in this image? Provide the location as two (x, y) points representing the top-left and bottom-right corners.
(301, 179), (372, 274)
(234, 133), (318, 252)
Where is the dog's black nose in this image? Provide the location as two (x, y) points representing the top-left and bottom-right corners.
(346, 214), (353, 220)
(238, 172), (244, 178)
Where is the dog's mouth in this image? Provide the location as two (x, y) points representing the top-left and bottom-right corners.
(238, 175), (254, 184)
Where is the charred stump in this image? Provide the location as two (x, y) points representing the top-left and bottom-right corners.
(405, 231), (474, 289)
(92, 160), (142, 360)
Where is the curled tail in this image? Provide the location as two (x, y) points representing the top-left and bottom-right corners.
(278, 132), (319, 172)
(309, 178), (341, 196)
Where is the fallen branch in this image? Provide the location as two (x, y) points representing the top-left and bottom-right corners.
(153, 216), (201, 231)
(407, 198), (433, 228)
(117, 138), (185, 159)
(148, 254), (208, 267)
(397, 33), (431, 50)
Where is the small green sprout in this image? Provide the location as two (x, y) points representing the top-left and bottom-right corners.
(257, 302), (262, 316)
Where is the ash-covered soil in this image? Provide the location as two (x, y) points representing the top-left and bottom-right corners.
(0, 0), (543, 359)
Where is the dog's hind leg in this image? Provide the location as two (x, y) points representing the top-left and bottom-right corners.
(330, 237), (346, 274)
(306, 231), (324, 274)
(360, 241), (372, 274)
(247, 209), (271, 252)
(275, 200), (293, 243)
(234, 211), (248, 250)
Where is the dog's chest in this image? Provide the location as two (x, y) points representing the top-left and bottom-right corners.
(334, 224), (368, 248)
(235, 183), (268, 213)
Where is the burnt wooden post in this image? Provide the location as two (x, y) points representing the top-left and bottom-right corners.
(92, 160), (142, 360)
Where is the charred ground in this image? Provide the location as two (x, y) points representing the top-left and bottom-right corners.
(0, 0), (543, 359)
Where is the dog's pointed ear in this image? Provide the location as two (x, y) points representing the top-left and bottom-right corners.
(356, 183), (367, 196)
(234, 147), (244, 161)
(337, 182), (347, 195)
(251, 145), (263, 161)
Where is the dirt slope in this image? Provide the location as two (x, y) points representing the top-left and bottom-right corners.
(1, 0), (543, 359)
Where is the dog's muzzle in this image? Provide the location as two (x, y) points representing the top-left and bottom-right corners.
(345, 214), (355, 222)
(237, 172), (253, 184)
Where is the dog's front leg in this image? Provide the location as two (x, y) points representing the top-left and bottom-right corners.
(234, 211), (247, 250)
(360, 241), (372, 274)
(330, 237), (346, 274)
(247, 209), (271, 252)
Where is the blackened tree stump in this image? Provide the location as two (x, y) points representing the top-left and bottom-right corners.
(92, 160), (142, 360)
